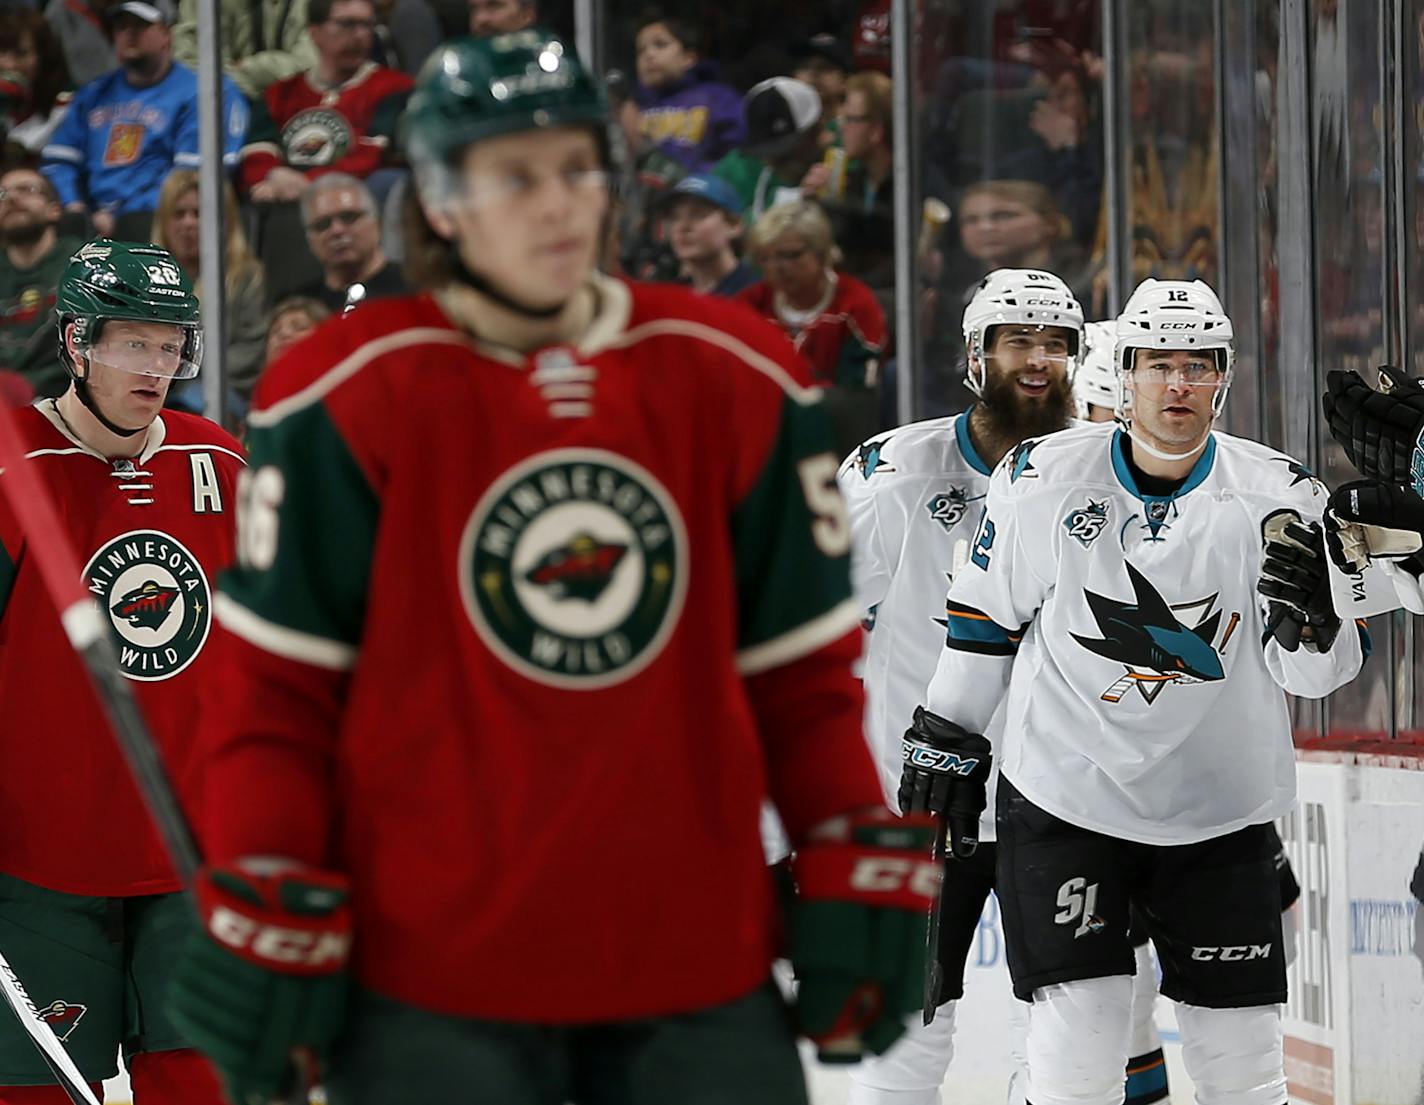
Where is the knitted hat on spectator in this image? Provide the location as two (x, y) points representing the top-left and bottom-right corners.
(105, 0), (176, 25)
(657, 173), (744, 217)
(742, 77), (821, 159)
(403, 30), (609, 191)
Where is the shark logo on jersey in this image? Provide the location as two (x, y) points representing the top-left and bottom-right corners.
(925, 487), (983, 531)
(461, 449), (688, 690)
(1063, 498), (1111, 548)
(1008, 439), (1040, 483)
(1072, 562), (1230, 705)
(1274, 457), (1324, 495)
(855, 439), (895, 479)
(83, 530), (212, 681)
(524, 534), (629, 602)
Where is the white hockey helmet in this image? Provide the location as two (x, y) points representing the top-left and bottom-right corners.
(1113, 278), (1235, 420)
(1073, 320), (1118, 419)
(962, 268), (1084, 396)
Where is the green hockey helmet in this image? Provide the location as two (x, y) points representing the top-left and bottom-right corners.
(57, 239), (203, 381)
(403, 30), (611, 201)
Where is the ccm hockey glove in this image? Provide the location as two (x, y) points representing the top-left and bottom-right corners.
(1322, 366), (1424, 486)
(1258, 510), (1340, 653)
(791, 810), (939, 1063)
(167, 861), (352, 1105)
(1325, 480), (1424, 573)
(898, 706), (992, 859)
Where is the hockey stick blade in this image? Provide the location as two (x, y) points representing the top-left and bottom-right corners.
(0, 949), (101, 1105)
(921, 816), (948, 1026)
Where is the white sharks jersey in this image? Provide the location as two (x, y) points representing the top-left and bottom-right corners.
(838, 413), (994, 813)
(924, 423), (1369, 845)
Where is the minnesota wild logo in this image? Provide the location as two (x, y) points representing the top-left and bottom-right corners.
(83, 530), (212, 681)
(460, 449), (688, 689)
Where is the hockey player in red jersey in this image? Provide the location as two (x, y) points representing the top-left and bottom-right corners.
(167, 29), (938, 1105)
(0, 240), (241, 1103)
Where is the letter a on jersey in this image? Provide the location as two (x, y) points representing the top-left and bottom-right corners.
(459, 449), (689, 690)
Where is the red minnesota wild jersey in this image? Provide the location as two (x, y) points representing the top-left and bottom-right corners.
(0, 401), (243, 895)
(206, 276), (881, 1022)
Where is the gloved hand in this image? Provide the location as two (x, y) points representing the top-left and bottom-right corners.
(1325, 480), (1424, 572)
(166, 860), (352, 1105)
(790, 810), (939, 1063)
(898, 706), (992, 859)
(1257, 510), (1340, 653)
(1322, 366), (1424, 486)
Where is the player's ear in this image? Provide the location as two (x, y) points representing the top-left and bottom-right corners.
(421, 200), (457, 242)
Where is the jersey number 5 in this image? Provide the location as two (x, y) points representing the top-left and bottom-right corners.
(235, 465), (285, 571)
(797, 453), (851, 557)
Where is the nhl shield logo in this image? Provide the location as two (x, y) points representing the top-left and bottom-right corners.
(460, 449), (688, 689)
(82, 530), (212, 681)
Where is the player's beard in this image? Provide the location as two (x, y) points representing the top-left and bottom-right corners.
(979, 368), (1075, 444)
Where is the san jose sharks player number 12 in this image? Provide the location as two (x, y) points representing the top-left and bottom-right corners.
(906, 279), (1372, 1105)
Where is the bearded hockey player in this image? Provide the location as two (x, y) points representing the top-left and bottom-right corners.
(901, 279), (1367, 1105)
(838, 268), (1080, 1105)
(0, 241), (240, 1103)
(165, 30), (937, 1105)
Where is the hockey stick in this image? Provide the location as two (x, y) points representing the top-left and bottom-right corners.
(923, 539), (971, 1026)
(0, 949), (101, 1105)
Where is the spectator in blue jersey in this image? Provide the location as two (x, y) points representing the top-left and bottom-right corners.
(633, 9), (744, 175)
(39, 0), (248, 238)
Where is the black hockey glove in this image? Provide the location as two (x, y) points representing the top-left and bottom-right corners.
(899, 707), (992, 860)
(1322, 366), (1424, 485)
(1325, 479), (1424, 574)
(1257, 510), (1340, 653)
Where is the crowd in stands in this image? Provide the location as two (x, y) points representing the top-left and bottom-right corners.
(0, 0), (1218, 445)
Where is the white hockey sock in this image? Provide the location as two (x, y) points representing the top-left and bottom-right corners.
(847, 1003), (957, 1105)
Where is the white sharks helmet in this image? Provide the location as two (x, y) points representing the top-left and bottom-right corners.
(961, 268), (1084, 396)
(1074, 320), (1118, 419)
(1113, 279), (1235, 421)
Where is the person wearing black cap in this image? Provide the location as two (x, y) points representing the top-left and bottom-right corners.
(792, 32), (853, 127)
(713, 75), (825, 223)
(39, 0), (248, 238)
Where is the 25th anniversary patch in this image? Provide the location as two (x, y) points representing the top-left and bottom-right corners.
(83, 530), (212, 681)
(459, 449), (689, 689)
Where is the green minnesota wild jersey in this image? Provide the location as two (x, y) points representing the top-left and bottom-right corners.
(206, 275), (883, 1023)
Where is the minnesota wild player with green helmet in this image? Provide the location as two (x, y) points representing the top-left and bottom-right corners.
(0, 237), (242, 1103)
(165, 31), (937, 1105)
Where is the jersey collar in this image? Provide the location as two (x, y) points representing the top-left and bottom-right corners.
(955, 406), (993, 476)
(36, 397), (167, 463)
(1110, 427), (1215, 504)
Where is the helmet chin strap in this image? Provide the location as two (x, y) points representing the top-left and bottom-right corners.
(74, 359), (144, 439)
(450, 250), (568, 321)
(1128, 425), (1211, 462)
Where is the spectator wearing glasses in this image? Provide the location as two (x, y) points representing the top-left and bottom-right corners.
(40, 0), (249, 238)
(295, 171), (406, 311)
(467, 0), (535, 37)
(0, 165), (83, 398)
(173, 0), (318, 101)
(240, 0), (413, 206)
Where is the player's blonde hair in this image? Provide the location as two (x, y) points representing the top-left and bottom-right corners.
(747, 201), (842, 267)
